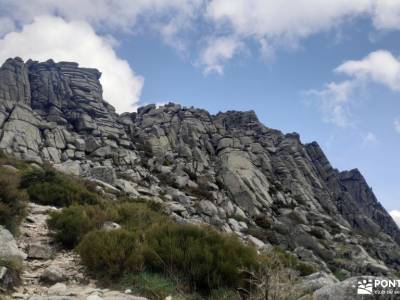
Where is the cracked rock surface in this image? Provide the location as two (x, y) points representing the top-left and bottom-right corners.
(0, 58), (399, 291)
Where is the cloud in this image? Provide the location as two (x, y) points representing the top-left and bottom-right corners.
(363, 132), (378, 145)
(372, 0), (400, 30)
(307, 80), (356, 127)
(390, 210), (400, 227)
(335, 50), (400, 91)
(2, 1), (400, 75)
(207, 0), (371, 40)
(203, 0), (375, 70)
(199, 36), (244, 74)
(394, 118), (400, 134)
(0, 17), (15, 37)
(202, 1), (400, 71)
(0, 16), (143, 113)
(309, 50), (400, 127)
(0, 0), (203, 52)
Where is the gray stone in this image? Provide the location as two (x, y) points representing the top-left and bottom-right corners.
(102, 222), (121, 231)
(298, 272), (338, 294)
(85, 136), (102, 153)
(198, 200), (218, 216)
(41, 266), (66, 283)
(48, 283), (67, 296)
(28, 243), (52, 259)
(90, 166), (116, 185)
(0, 226), (27, 262)
(54, 160), (81, 176)
(115, 179), (139, 196)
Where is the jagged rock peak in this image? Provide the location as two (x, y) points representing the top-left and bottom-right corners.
(0, 58), (399, 279)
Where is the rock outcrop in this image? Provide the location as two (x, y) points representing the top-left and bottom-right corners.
(0, 57), (399, 281)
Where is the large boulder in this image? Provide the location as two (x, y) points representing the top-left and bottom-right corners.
(90, 166), (117, 185)
(0, 226), (27, 262)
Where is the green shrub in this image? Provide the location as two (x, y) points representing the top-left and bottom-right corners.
(125, 272), (177, 300)
(144, 223), (260, 292)
(77, 229), (144, 279)
(48, 201), (168, 248)
(47, 206), (92, 249)
(21, 168), (97, 207)
(112, 201), (168, 231)
(0, 168), (27, 234)
(208, 289), (241, 300)
(334, 270), (349, 281)
(270, 247), (315, 276)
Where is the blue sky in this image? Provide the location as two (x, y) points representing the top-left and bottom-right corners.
(0, 1), (399, 222)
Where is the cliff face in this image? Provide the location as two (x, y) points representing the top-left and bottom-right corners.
(0, 58), (399, 276)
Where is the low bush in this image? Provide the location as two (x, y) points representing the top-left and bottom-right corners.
(77, 229), (144, 279)
(0, 168), (28, 234)
(208, 289), (241, 300)
(271, 247), (315, 276)
(48, 201), (168, 248)
(144, 223), (260, 292)
(47, 206), (92, 249)
(124, 272), (177, 300)
(20, 168), (97, 207)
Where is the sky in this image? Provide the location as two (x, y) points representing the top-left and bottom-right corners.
(0, 0), (399, 225)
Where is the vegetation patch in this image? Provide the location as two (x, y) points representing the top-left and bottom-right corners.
(20, 167), (98, 207)
(48, 201), (168, 248)
(121, 272), (177, 300)
(144, 223), (260, 292)
(0, 160), (28, 234)
(77, 229), (144, 278)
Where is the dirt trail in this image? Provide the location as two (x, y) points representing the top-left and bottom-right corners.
(8, 202), (147, 300)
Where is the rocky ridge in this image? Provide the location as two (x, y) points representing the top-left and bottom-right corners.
(0, 58), (399, 296)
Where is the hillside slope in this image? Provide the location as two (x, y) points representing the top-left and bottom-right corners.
(0, 57), (399, 282)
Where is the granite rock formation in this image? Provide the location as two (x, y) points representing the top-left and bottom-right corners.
(0, 57), (399, 283)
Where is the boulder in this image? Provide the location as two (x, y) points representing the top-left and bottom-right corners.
(54, 160), (81, 176)
(198, 200), (218, 216)
(0, 226), (27, 262)
(41, 266), (66, 283)
(48, 282), (67, 296)
(28, 243), (52, 260)
(90, 166), (116, 185)
(298, 272), (338, 294)
(102, 222), (121, 231)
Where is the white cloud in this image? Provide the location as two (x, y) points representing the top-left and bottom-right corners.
(309, 50), (400, 127)
(394, 118), (400, 134)
(0, 17), (15, 37)
(335, 50), (400, 91)
(202, 1), (400, 71)
(0, 16), (143, 113)
(2, 1), (400, 76)
(390, 210), (400, 227)
(307, 80), (356, 127)
(372, 0), (400, 30)
(0, 0), (203, 51)
(363, 132), (378, 145)
(207, 0), (371, 40)
(203, 0), (375, 69)
(199, 36), (244, 75)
